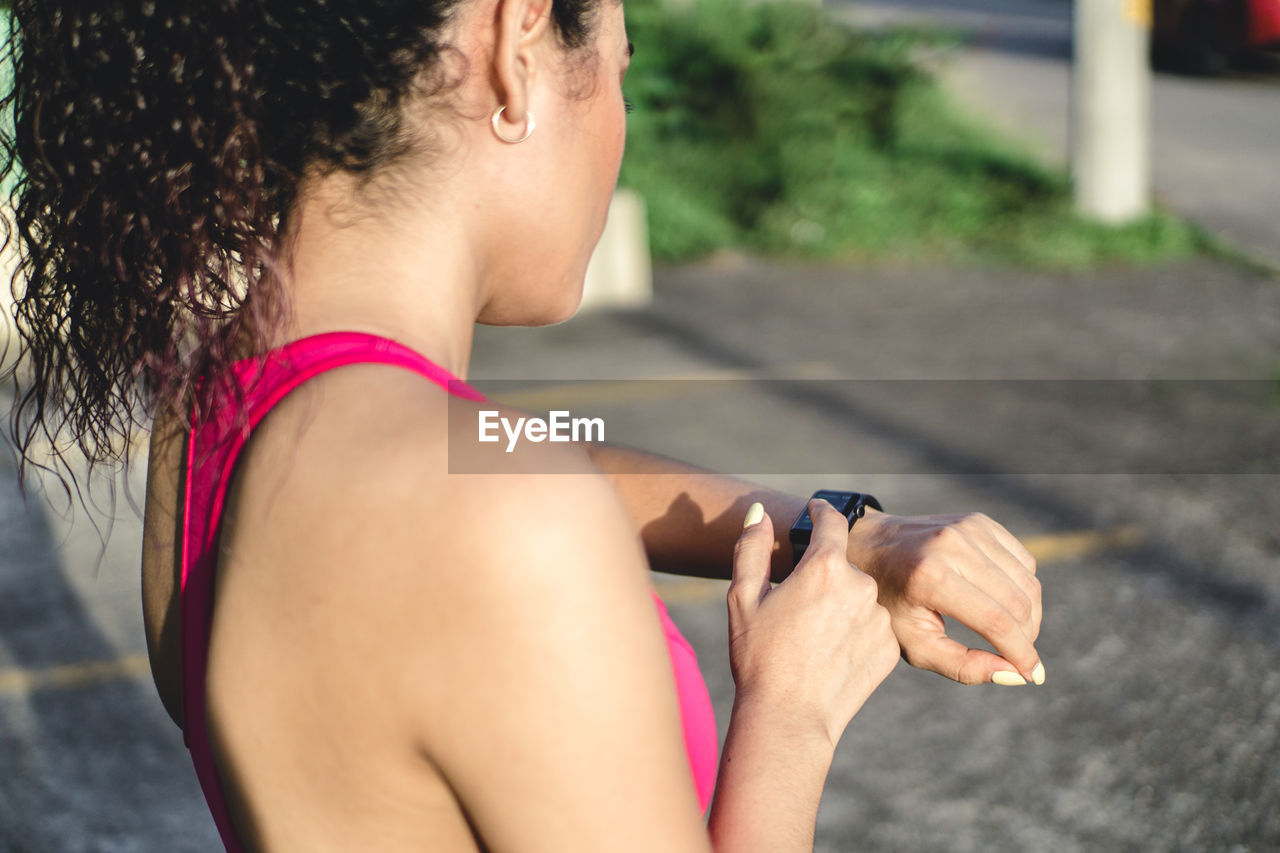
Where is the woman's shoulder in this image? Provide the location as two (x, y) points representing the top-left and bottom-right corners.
(249, 358), (614, 524)
(224, 357), (648, 612)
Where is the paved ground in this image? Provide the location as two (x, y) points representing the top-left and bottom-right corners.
(3, 3), (1280, 851)
(833, 0), (1280, 271)
(2, 253), (1278, 851)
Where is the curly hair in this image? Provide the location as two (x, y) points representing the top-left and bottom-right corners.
(0, 0), (600, 483)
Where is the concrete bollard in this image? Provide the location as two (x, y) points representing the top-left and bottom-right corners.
(579, 188), (654, 312)
(1072, 0), (1152, 223)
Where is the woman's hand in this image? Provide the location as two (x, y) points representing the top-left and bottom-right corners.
(728, 499), (901, 748)
(708, 499), (899, 852)
(846, 511), (1044, 686)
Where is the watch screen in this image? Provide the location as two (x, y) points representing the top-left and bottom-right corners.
(794, 490), (860, 531)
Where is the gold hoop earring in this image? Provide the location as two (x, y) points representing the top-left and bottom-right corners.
(491, 105), (536, 144)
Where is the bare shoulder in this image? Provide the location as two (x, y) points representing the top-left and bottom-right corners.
(234, 362), (629, 553)
(217, 360), (661, 674)
(219, 365), (710, 850)
(262, 361), (658, 614)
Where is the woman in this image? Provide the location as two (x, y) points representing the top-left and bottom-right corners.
(2, 1), (1043, 849)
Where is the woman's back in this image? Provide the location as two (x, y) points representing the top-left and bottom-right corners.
(142, 335), (718, 850)
(143, 351), (489, 849)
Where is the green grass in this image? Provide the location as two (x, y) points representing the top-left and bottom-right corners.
(620, 0), (1204, 267)
(0, 0), (1207, 269)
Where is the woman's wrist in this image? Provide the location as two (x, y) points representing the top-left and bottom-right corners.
(708, 694), (836, 852)
(728, 689), (841, 756)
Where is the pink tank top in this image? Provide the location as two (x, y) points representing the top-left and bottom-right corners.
(178, 331), (719, 850)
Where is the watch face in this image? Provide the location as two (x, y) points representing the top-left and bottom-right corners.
(793, 490), (861, 532)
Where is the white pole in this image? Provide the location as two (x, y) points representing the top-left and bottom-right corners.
(1072, 0), (1152, 223)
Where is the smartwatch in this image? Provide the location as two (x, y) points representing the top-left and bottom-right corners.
(789, 490), (883, 566)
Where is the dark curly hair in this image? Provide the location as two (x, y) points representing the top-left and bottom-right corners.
(0, 0), (600, 483)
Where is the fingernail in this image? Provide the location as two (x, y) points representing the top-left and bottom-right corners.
(743, 502), (765, 528)
(1031, 662), (1046, 686)
(991, 671), (1027, 686)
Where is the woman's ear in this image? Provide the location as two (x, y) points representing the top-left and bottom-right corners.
(491, 0), (555, 133)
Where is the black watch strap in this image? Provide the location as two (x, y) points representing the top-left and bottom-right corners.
(789, 490), (883, 566)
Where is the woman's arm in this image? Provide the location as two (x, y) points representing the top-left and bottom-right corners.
(584, 441), (799, 581)
(400, 467), (710, 851)
(375, 438), (894, 850)
(586, 442), (1045, 686)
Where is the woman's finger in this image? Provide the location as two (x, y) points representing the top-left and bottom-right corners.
(792, 498), (853, 573)
(953, 527), (1042, 639)
(961, 518), (1043, 639)
(969, 513), (1037, 576)
(897, 626), (1031, 686)
(729, 502), (775, 612)
(922, 566), (1043, 680)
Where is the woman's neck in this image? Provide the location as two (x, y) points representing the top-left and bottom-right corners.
(274, 176), (484, 379)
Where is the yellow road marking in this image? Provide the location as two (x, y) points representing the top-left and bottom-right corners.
(0, 525), (1144, 698)
(0, 653), (151, 697)
(652, 577), (732, 605)
(1022, 524), (1145, 564)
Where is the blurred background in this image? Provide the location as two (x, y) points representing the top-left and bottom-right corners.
(2, 0), (1278, 850)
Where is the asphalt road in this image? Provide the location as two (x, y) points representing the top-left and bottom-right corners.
(2, 252), (1278, 851)
(833, 0), (1280, 271)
